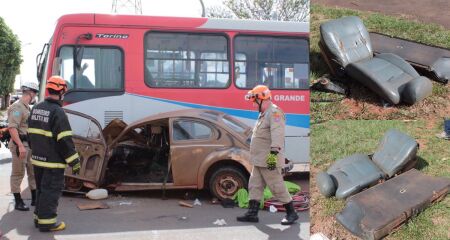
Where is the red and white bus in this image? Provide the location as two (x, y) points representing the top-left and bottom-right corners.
(36, 14), (310, 169)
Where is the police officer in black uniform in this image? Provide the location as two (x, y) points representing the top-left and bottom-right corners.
(28, 75), (80, 232)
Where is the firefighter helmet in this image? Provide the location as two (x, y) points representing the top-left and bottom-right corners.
(244, 85), (271, 102)
(46, 76), (68, 94)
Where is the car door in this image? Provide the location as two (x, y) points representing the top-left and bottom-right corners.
(169, 117), (221, 186)
(64, 109), (108, 187)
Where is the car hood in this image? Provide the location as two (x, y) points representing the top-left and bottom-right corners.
(103, 119), (128, 146)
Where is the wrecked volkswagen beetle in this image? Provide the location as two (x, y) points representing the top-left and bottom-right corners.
(63, 109), (258, 199)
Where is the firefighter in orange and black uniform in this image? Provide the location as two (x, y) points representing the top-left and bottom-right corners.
(28, 76), (80, 232)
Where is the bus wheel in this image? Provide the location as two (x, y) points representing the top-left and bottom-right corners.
(209, 166), (248, 200)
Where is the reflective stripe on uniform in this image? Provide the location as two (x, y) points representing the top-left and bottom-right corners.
(28, 128), (53, 137)
(65, 153), (79, 164)
(31, 159), (67, 169)
(57, 130), (73, 141)
(38, 217), (57, 225)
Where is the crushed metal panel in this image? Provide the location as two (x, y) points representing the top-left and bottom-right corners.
(102, 118), (128, 145)
(370, 32), (450, 84)
(336, 169), (450, 240)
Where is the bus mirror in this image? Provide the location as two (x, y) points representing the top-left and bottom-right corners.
(36, 61), (43, 82)
(75, 46), (84, 69)
(36, 43), (49, 83)
(52, 57), (61, 76)
(74, 33), (92, 69)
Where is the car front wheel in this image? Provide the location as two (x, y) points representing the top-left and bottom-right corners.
(209, 166), (248, 200)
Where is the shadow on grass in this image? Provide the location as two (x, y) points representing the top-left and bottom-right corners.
(415, 156), (429, 171)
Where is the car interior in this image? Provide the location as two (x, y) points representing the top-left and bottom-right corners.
(105, 119), (172, 184)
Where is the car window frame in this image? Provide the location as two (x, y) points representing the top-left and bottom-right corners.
(171, 118), (216, 143)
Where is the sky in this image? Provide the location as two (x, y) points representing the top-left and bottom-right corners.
(0, 0), (223, 89)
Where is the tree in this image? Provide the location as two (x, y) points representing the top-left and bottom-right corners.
(207, 0), (309, 22)
(0, 17), (22, 110)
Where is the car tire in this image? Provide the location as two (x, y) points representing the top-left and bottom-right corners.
(209, 166), (248, 200)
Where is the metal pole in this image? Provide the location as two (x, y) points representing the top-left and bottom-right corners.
(199, 0), (205, 17)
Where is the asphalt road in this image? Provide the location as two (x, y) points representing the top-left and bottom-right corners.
(0, 145), (310, 240)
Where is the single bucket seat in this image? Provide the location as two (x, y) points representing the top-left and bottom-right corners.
(319, 16), (433, 105)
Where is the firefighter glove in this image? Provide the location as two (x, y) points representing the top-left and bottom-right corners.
(70, 159), (81, 175)
(267, 151), (278, 171)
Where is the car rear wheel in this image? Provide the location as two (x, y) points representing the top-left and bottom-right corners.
(209, 166), (248, 200)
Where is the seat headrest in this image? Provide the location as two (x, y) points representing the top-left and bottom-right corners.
(372, 129), (418, 177)
(151, 126), (162, 134)
(320, 16), (373, 67)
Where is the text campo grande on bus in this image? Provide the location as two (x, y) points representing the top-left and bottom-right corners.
(273, 95), (306, 102)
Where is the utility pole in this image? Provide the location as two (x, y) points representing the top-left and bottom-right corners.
(112, 0), (142, 14)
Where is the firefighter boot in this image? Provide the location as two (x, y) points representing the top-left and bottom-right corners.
(281, 201), (299, 225)
(39, 222), (66, 232)
(13, 193), (29, 211)
(31, 189), (36, 206)
(237, 200), (259, 223)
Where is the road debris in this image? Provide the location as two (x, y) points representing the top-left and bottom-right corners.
(119, 201), (132, 206)
(269, 205), (278, 213)
(86, 189), (108, 200)
(213, 219), (227, 226)
(179, 201), (193, 208)
(193, 198), (202, 206)
(77, 202), (109, 211)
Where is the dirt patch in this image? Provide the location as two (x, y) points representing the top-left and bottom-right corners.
(432, 216), (446, 225)
(416, 138), (428, 151)
(313, 0), (450, 29)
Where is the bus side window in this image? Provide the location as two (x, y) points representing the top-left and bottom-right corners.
(144, 32), (230, 89)
(235, 53), (247, 88)
(234, 36), (309, 90)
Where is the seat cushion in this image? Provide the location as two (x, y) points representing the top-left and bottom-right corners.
(432, 57), (450, 82)
(336, 169), (450, 240)
(320, 16), (373, 67)
(328, 154), (385, 199)
(372, 129), (418, 178)
(346, 53), (424, 104)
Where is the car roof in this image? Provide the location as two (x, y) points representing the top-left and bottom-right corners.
(129, 109), (226, 126)
(121, 109), (251, 142)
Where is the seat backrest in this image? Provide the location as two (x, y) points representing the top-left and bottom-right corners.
(320, 16), (373, 67)
(372, 129), (418, 177)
